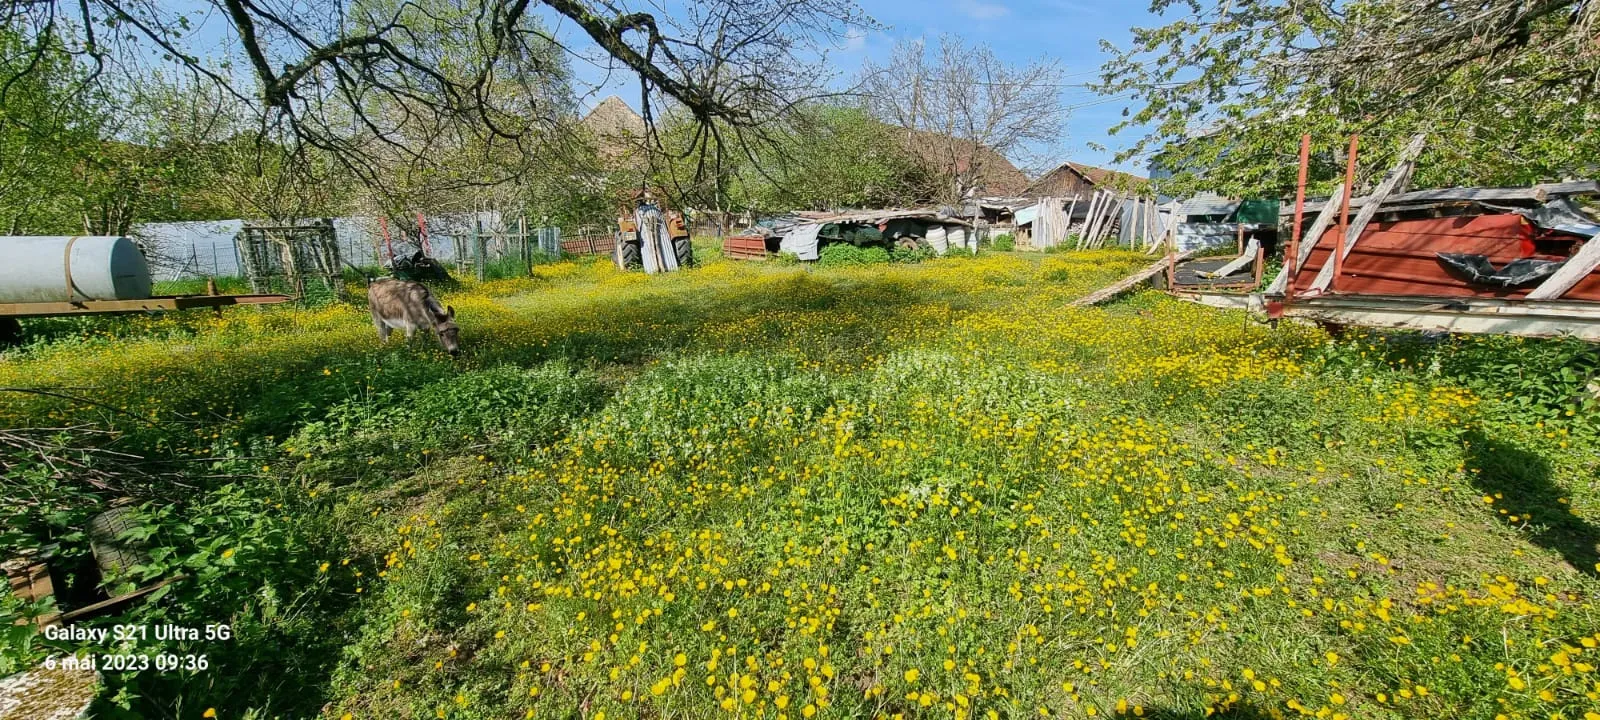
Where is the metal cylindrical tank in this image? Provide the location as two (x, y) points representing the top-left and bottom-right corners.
(0, 236), (152, 303)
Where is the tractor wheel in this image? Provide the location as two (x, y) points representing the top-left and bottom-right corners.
(617, 237), (644, 270)
(672, 235), (696, 268)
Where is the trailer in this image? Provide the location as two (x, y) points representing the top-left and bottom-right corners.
(0, 235), (292, 345)
(0, 292), (291, 319)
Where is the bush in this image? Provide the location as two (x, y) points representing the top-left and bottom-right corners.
(289, 361), (609, 484)
(816, 243), (891, 266)
(889, 245), (938, 264)
(990, 233), (1015, 251)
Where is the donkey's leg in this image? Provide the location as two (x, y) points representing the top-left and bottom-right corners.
(373, 316), (392, 343)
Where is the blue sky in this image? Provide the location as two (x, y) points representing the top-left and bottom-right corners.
(541, 0), (1167, 178)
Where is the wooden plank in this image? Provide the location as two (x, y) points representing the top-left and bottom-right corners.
(1290, 180), (1596, 215)
(1147, 207), (1181, 255)
(1265, 182), (1344, 295)
(1095, 193), (1124, 247)
(1062, 195), (1080, 248)
(1526, 235), (1600, 300)
(1144, 198), (1158, 250)
(1177, 292), (1600, 340)
(1200, 237), (1261, 278)
(54, 574), (188, 624)
(6, 561), (60, 626)
(1287, 304), (1600, 341)
(0, 294), (293, 319)
(1308, 134), (1428, 294)
(1073, 250), (1198, 306)
(1078, 191), (1102, 249)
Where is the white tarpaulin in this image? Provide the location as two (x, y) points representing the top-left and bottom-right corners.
(780, 223), (824, 261)
(635, 206), (678, 274)
(1013, 204), (1038, 227)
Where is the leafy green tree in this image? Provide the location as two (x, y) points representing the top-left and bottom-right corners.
(1099, 1), (1600, 197)
(644, 104), (927, 220)
(4, 0), (871, 202)
(0, 28), (96, 233)
(1, 30), (220, 235)
(747, 105), (928, 211)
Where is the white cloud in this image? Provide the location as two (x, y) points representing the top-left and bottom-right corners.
(842, 28), (867, 52)
(956, 0), (1011, 20)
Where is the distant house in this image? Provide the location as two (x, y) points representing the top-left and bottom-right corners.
(1026, 161), (1148, 198)
(579, 95), (648, 165)
(897, 129), (1032, 199)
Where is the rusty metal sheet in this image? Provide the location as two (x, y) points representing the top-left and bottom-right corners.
(1290, 214), (1600, 301)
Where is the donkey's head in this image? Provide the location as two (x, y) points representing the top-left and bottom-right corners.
(435, 305), (460, 355)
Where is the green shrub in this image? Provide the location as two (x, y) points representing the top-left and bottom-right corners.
(990, 233), (1015, 251)
(290, 361), (609, 484)
(889, 245), (938, 264)
(816, 243), (890, 266)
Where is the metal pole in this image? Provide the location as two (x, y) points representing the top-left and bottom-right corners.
(1332, 135), (1359, 293)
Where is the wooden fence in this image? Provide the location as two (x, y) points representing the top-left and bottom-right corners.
(560, 234), (616, 257)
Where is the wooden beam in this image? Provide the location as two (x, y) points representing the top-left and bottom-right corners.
(1265, 181), (1344, 296)
(1145, 198), (1159, 251)
(1526, 236), (1600, 300)
(1175, 292), (1600, 340)
(0, 294), (293, 319)
(1073, 250), (1198, 306)
(1330, 135), (1361, 291)
(1079, 191), (1102, 249)
(53, 575), (188, 624)
(1097, 193), (1124, 247)
(1289, 180), (1595, 215)
(1200, 237), (1261, 278)
(1285, 134), (1312, 302)
(1308, 133), (1428, 294)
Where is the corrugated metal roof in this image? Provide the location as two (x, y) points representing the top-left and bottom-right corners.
(1179, 193), (1238, 219)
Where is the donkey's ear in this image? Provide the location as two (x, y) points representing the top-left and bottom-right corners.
(446, 305), (455, 319)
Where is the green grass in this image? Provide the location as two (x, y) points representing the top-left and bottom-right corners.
(1, 250), (1597, 720)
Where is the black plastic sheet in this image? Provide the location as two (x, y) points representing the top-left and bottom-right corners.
(390, 250), (453, 282)
(1436, 253), (1566, 288)
(1516, 197), (1600, 239)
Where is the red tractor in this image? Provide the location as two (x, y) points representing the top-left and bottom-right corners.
(614, 190), (694, 271)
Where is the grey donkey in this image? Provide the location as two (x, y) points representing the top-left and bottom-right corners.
(367, 278), (461, 355)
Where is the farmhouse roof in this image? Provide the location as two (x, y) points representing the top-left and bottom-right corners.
(897, 129), (1031, 196)
(580, 96), (647, 159)
(1026, 161), (1147, 196)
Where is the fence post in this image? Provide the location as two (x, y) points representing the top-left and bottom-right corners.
(518, 216), (529, 274)
(473, 218), (486, 282)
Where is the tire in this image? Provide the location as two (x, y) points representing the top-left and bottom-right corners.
(672, 235), (695, 268)
(617, 238), (643, 270)
(0, 318), (22, 348)
(88, 503), (148, 581)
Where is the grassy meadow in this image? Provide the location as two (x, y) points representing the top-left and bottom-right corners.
(2, 249), (1599, 720)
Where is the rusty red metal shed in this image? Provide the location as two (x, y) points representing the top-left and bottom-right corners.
(1286, 213), (1600, 301)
